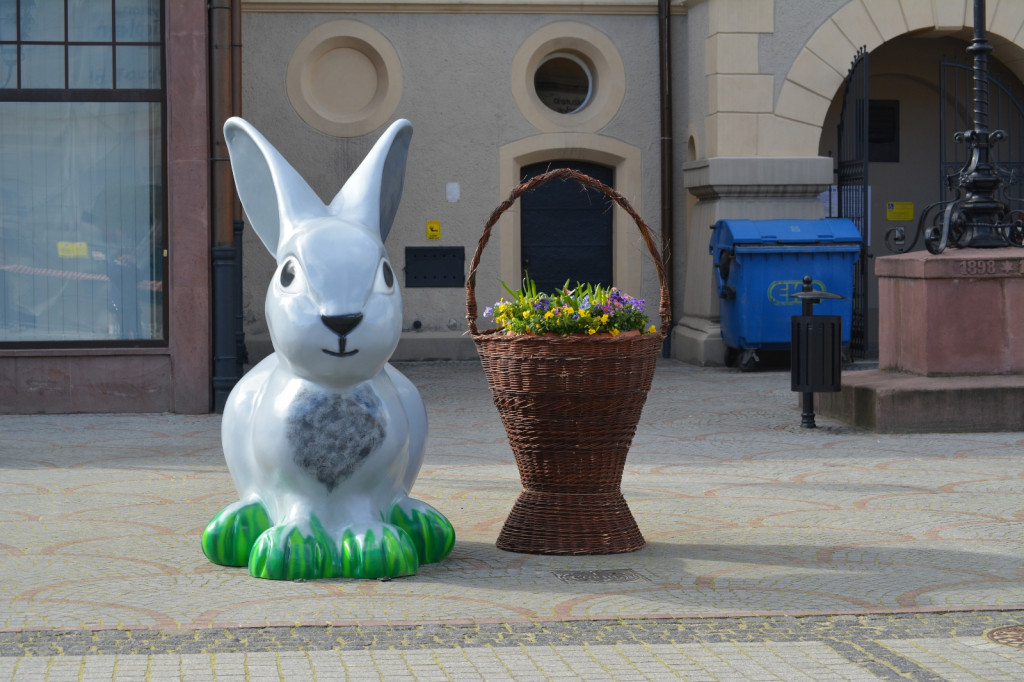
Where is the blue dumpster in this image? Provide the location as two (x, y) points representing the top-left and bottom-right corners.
(709, 218), (861, 371)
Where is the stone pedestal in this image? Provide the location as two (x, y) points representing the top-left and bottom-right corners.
(819, 248), (1024, 432)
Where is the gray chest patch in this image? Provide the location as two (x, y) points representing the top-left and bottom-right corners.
(287, 387), (386, 491)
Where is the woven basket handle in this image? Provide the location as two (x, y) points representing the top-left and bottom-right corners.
(466, 168), (671, 336)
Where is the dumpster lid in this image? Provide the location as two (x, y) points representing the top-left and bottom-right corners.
(712, 218), (862, 246)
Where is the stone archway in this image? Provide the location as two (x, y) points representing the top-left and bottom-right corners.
(770, 0), (1024, 158)
(675, 0), (1024, 365)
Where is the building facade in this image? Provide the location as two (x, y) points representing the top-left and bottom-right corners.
(2, 0), (1023, 412)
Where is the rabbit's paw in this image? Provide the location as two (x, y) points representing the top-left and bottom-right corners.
(247, 515), (334, 580)
(202, 499), (272, 567)
(389, 499), (456, 565)
(335, 523), (419, 579)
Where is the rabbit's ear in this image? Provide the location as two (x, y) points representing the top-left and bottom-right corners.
(328, 119), (412, 243)
(224, 117), (325, 257)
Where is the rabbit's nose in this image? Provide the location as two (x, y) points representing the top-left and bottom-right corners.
(322, 313), (363, 337)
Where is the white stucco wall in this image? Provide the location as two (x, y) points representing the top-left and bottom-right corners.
(240, 10), (667, 361)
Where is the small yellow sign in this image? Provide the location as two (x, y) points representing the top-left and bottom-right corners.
(57, 241), (88, 258)
(426, 220), (441, 240)
(886, 201), (914, 221)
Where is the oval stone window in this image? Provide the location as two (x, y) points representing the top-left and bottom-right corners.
(533, 53), (592, 114)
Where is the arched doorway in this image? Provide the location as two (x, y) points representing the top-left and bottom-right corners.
(819, 35), (1024, 355)
(519, 160), (614, 292)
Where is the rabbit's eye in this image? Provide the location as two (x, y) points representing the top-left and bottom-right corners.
(280, 260), (297, 288)
(374, 258), (395, 294)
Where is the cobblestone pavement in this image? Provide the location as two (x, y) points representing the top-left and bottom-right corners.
(2, 360), (1024, 680)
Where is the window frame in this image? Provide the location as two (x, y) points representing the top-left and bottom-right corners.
(0, 0), (168, 349)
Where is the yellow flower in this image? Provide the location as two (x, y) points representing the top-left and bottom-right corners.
(565, 307), (574, 315)
(600, 314), (609, 324)
(522, 311), (530, 319)
(609, 328), (620, 337)
(579, 309), (590, 318)
(544, 310), (554, 320)
(648, 325), (657, 334)
(588, 328), (597, 335)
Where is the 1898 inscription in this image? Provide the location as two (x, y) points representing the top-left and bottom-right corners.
(957, 259), (1024, 276)
(960, 259), (997, 275)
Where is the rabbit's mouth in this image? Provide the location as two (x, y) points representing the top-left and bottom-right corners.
(323, 348), (359, 357)
(323, 339), (359, 358)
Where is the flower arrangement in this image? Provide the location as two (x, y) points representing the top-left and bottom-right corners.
(483, 276), (657, 337)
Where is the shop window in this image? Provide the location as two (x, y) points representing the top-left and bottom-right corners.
(0, 0), (165, 345)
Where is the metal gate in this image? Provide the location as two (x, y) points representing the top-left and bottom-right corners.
(939, 58), (1024, 208)
(836, 46), (869, 358)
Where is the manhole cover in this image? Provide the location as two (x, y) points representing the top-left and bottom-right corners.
(553, 569), (647, 584)
(986, 625), (1024, 648)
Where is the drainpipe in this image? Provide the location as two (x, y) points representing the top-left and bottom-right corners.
(658, 0), (675, 357)
(210, 0), (241, 412)
(231, 0), (247, 372)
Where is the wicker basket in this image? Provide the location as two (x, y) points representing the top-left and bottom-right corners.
(466, 168), (671, 555)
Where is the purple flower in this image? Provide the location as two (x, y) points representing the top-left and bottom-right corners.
(483, 306), (493, 318)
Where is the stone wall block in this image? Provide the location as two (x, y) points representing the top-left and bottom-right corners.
(787, 49), (844, 101)
(992, 0), (1024, 44)
(708, 0), (774, 35)
(834, 0), (885, 53)
(805, 20), (858, 77)
(705, 33), (760, 75)
(862, 0), (910, 42)
(757, 114), (820, 157)
(899, 0), (935, 32)
(706, 112), (759, 157)
(932, 0), (969, 32)
(774, 81), (831, 127)
(709, 74), (774, 114)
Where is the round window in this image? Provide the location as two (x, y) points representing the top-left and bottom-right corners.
(533, 53), (592, 114)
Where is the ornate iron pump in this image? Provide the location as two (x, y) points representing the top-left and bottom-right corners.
(888, 0), (1023, 253)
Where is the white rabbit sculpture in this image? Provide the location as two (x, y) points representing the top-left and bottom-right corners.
(201, 117), (455, 580)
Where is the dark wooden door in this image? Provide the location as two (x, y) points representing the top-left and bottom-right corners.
(520, 160), (613, 293)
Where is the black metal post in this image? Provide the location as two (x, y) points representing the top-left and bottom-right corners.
(233, 218), (248, 374)
(799, 278), (817, 429)
(955, 0), (1008, 248)
(889, 0), (1024, 254)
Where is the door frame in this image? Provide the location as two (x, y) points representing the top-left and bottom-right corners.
(498, 134), (643, 296)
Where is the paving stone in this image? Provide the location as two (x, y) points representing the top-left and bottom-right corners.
(3, 361), (1024, 679)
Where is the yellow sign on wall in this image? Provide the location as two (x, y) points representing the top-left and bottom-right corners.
(426, 220), (441, 240)
(57, 241), (88, 258)
(886, 201), (914, 221)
